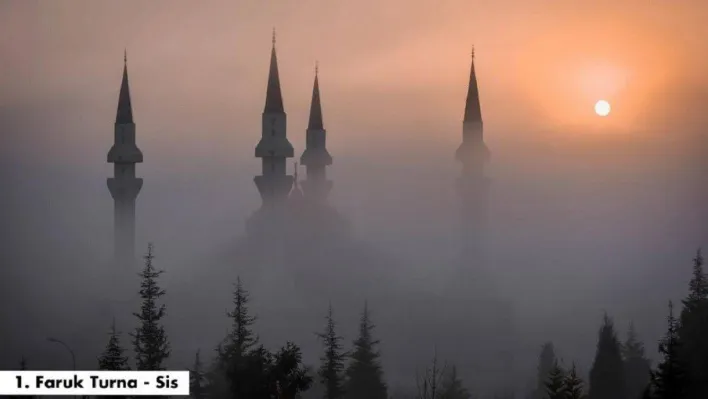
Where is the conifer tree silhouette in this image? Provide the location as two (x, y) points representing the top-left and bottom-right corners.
(534, 342), (557, 399)
(544, 360), (565, 399)
(98, 319), (130, 371)
(677, 249), (708, 399)
(439, 365), (472, 399)
(344, 302), (387, 399)
(212, 276), (259, 399)
(588, 314), (626, 399)
(131, 243), (170, 373)
(189, 350), (207, 399)
(649, 301), (687, 399)
(564, 363), (586, 399)
(316, 303), (347, 399)
(622, 322), (651, 399)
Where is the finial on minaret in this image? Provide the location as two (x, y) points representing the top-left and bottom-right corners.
(272, 27), (276, 48)
(315, 60), (319, 77)
(124, 48), (127, 64)
(471, 45), (475, 59)
(289, 161), (303, 200)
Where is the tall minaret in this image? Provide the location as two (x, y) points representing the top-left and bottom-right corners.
(455, 47), (490, 260)
(254, 30), (294, 207)
(107, 51), (143, 265)
(300, 63), (333, 202)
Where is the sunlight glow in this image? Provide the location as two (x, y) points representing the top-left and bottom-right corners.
(594, 100), (611, 117)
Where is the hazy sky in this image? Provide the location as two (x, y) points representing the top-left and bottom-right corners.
(1, 0), (707, 391)
(3, 0), (708, 156)
(2, 0), (706, 231)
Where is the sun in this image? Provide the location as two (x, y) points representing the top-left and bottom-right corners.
(594, 100), (611, 117)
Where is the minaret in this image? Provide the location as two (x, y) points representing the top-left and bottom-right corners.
(300, 63), (333, 202)
(254, 30), (294, 207)
(455, 47), (490, 260)
(107, 51), (143, 265)
(454, 49), (515, 395)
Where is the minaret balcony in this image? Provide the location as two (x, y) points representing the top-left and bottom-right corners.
(300, 148), (332, 166)
(255, 137), (294, 158)
(108, 144), (143, 163)
(107, 177), (143, 200)
(254, 174), (294, 201)
(455, 141), (490, 164)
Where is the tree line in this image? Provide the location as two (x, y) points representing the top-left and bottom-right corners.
(531, 249), (708, 399)
(13, 246), (708, 399)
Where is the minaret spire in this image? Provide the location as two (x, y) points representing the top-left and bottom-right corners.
(308, 64), (323, 130)
(107, 51), (143, 266)
(455, 47), (490, 260)
(456, 45), (489, 170)
(116, 49), (133, 124)
(254, 32), (294, 207)
(300, 62), (333, 202)
(264, 28), (284, 114)
(463, 45), (482, 125)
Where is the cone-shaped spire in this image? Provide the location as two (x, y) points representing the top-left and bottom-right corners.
(308, 62), (323, 130)
(116, 50), (134, 124)
(464, 46), (481, 123)
(264, 30), (284, 113)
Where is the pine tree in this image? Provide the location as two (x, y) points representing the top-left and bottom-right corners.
(677, 249), (708, 399)
(438, 365), (471, 399)
(344, 302), (388, 399)
(650, 301), (688, 399)
(269, 342), (314, 399)
(564, 363), (585, 399)
(415, 351), (446, 399)
(131, 243), (170, 371)
(588, 314), (626, 399)
(685, 249), (708, 308)
(189, 350), (207, 399)
(98, 319), (130, 371)
(534, 342), (557, 399)
(545, 360), (565, 399)
(205, 345), (230, 399)
(317, 303), (347, 399)
(223, 342), (312, 399)
(622, 322), (651, 399)
(221, 276), (258, 361)
(215, 277), (260, 399)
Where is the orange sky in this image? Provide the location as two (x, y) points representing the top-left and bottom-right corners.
(1, 0), (707, 165)
(1, 3), (707, 364)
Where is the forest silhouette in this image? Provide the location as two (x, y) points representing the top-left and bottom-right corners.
(13, 246), (707, 399)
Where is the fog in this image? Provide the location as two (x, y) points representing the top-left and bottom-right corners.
(1, 0), (707, 397)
